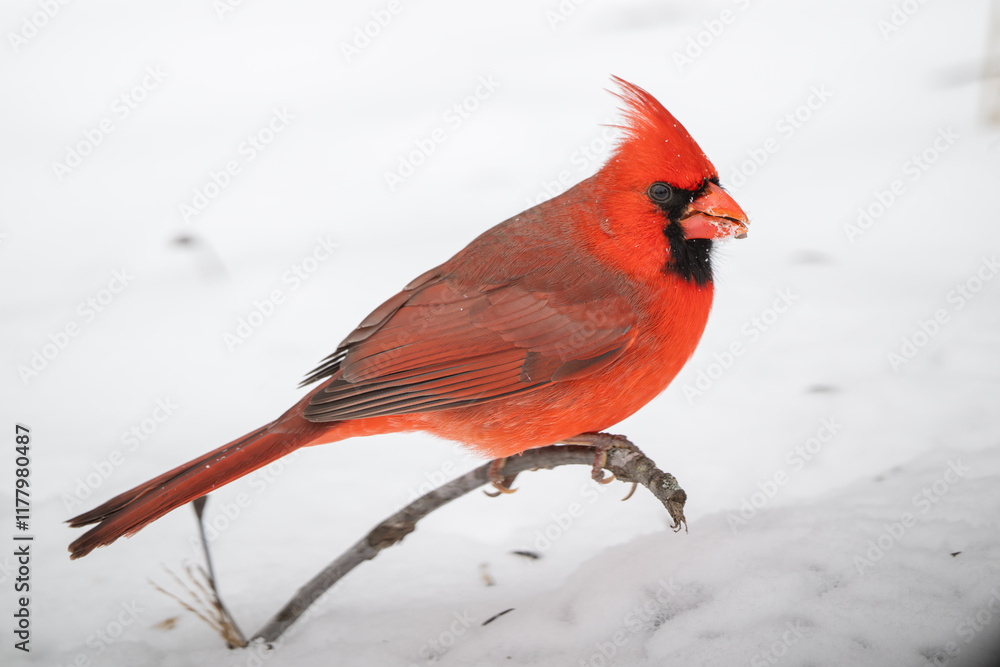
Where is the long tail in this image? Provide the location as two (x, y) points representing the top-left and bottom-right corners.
(67, 416), (328, 559)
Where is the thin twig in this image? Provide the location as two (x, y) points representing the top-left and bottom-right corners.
(250, 438), (686, 645)
(191, 496), (246, 646)
(151, 499), (249, 648)
(150, 563), (247, 648)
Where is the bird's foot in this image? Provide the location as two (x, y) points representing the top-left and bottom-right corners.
(590, 448), (616, 485)
(560, 432), (636, 484)
(484, 458), (519, 496)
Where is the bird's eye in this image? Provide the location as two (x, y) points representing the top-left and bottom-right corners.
(648, 182), (672, 203)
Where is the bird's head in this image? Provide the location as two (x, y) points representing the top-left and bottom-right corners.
(595, 76), (748, 285)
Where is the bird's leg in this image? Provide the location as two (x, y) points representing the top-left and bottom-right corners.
(484, 458), (519, 496)
(559, 432), (633, 484)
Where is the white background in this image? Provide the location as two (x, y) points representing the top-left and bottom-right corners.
(2, 0), (999, 665)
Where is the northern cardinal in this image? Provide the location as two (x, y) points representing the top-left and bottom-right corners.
(68, 77), (748, 559)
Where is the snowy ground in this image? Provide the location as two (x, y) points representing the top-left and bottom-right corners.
(2, 0), (1000, 665)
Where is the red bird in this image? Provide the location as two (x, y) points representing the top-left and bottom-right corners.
(68, 77), (748, 559)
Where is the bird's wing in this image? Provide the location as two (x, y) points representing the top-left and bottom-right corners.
(300, 269), (637, 422)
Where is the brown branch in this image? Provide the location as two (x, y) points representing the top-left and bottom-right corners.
(250, 437), (686, 645)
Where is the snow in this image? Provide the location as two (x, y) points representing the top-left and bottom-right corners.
(2, 0), (1000, 665)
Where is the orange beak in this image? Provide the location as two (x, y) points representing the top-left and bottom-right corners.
(679, 182), (749, 240)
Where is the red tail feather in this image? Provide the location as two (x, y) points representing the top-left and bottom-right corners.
(67, 418), (324, 559)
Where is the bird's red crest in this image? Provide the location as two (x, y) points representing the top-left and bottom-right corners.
(608, 76), (718, 191)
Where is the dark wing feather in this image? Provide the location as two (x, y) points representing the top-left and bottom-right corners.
(301, 271), (636, 423)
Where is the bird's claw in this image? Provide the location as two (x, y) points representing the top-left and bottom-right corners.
(485, 458), (519, 496)
(591, 460), (616, 485)
(588, 439), (616, 484)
